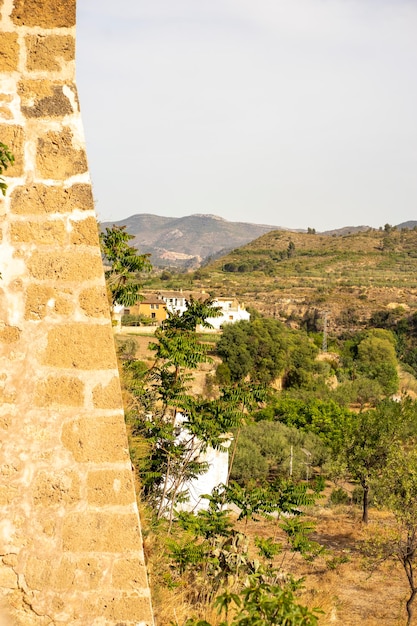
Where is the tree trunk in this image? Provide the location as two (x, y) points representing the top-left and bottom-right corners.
(406, 588), (417, 626)
(362, 483), (369, 524)
(157, 455), (171, 520)
(227, 425), (241, 485)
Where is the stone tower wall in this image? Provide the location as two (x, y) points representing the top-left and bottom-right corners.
(0, 1), (154, 624)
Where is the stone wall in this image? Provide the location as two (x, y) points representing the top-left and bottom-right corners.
(0, 1), (154, 624)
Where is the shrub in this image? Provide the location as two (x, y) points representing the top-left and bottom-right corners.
(329, 487), (350, 506)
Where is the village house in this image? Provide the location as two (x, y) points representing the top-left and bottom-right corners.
(156, 290), (251, 330)
(207, 296), (250, 330)
(157, 289), (210, 315)
(121, 290), (250, 329)
(125, 294), (167, 324)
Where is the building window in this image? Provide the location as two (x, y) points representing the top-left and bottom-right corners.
(151, 312), (156, 319)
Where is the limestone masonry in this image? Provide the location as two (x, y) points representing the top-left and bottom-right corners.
(0, 1), (154, 624)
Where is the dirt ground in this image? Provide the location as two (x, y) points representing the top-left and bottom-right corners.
(239, 506), (408, 626)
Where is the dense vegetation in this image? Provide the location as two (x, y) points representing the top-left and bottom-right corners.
(119, 306), (417, 624)
(104, 225), (417, 624)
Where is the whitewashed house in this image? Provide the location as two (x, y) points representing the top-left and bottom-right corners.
(156, 290), (250, 331)
(206, 297), (250, 330)
(163, 412), (231, 514)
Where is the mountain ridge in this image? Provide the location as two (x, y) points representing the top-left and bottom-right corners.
(101, 213), (284, 268)
(101, 213), (415, 269)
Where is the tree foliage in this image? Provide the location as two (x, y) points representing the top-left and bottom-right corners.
(216, 318), (318, 385)
(337, 399), (417, 523)
(369, 446), (417, 624)
(125, 297), (248, 527)
(100, 225), (151, 307)
(0, 142), (14, 196)
(230, 420), (328, 485)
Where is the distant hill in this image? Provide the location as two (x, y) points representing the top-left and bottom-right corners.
(397, 221), (417, 230)
(320, 225), (370, 236)
(187, 226), (417, 332)
(101, 213), (416, 271)
(101, 214), (285, 268)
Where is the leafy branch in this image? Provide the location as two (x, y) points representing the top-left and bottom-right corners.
(0, 142), (14, 196)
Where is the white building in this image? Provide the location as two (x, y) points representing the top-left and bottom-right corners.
(163, 412), (231, 514)
(206, 297), (250, 330)
(156, 290), (250, 331)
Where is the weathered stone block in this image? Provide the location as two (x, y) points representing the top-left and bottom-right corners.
(43, 324), (116, 369)
(25, 556), (52, 591)
(36, 128), (87, 179)
(0, 485), (18, 505)
(11, 183), (94, 215)
(73, 557), (103, 590)
(35, 376), (84, 407)
(11, 0), (76, 28)
(0, 564), (18, 589)
(112, 558), (148, 590)
(0, 325), (21, 343)
(0, 107), (13, 120)
(70, 216), (99, 246)
(87, 470), (135, 506)
(52, 557), (76, 591)
(32, 470), (81, 506)
(0, 125), (24, 177)
(27, 250), (103, 281)
(0, 33), (19, 72)
(25, 284), (74, 320)
(10, 220), (66, 245)
(25, 34), (75, 71)
(62, 512), (141, 552)
(19, 80), (73, 118)
(61, 416), (129, 463)
(92, 377), (122, 409)
(0, 415), (11, 430)
(103, 594), (153, 623)
(79, 286), (110, 318)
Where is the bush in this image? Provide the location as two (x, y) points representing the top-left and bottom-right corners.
(230, 421), (329, 485)
(329, 488), (350, 506)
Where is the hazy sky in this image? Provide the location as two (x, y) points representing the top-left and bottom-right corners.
(76, 0), (417, 231)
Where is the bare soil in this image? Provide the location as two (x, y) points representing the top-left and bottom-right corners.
(239, 505), (408, 626)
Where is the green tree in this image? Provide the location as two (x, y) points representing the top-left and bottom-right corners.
(0, 142), (14, 196)
(230, 420), (328, 485)
(373, 446), (417, 625)
(260, 395), (351, 450)
(339, 400), (411, 523)
(100, 225), (151, 308)
(127, 297), (243, 528)
(216, 317), (318, 385)
(356, 329), (399, 396)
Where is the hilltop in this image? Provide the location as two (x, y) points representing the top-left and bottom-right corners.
(156, 225), (417, 333)
(101, 213), (283, 269)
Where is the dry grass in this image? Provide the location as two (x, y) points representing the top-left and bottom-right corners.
(145, 503), (410, 626)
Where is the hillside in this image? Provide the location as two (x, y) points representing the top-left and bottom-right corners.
(184, 226), (417, 332)
(101, 213), (282, 269)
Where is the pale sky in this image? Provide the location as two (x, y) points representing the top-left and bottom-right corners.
(76, 0), (417, 232)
